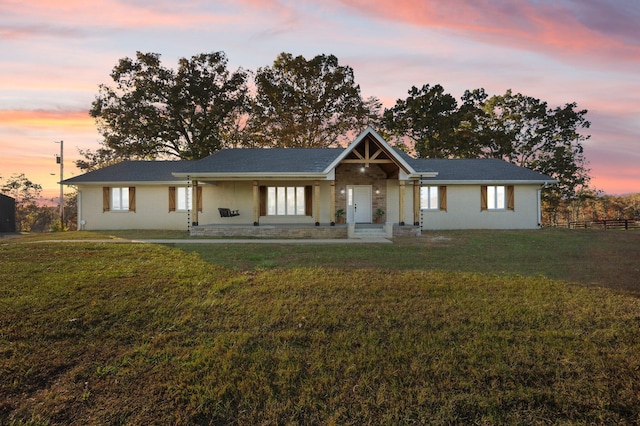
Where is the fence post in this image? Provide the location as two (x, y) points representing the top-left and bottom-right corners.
(625, 219), (629, 230)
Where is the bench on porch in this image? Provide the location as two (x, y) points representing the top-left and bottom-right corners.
(218, 208), (240, 217)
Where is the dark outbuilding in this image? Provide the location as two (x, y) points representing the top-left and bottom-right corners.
(0, 193), (16, 233)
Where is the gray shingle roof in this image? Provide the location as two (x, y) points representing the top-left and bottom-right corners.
(62, 150), (554, 185)
(180, 148), (343, 174)
(412, 158), (554, 182)
(62, 161), (192, 184)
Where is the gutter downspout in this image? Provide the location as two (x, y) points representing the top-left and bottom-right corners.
(77, 190), (83, 230)
(537, 183), (548, 227)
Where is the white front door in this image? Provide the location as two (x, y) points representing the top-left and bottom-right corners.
(347, 185), (372, 223)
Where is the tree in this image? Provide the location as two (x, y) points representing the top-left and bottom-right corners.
(381, 84), (461, 158)
(381, 84), (591, 223)
(247, 52), (377, 148)
(1, 173), (43, 232)
(90, 51), (249, 160)
(75, 147), (124, 172)
(476, 91), (591, 221)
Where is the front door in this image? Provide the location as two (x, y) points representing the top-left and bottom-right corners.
(347, 185), (372, 223)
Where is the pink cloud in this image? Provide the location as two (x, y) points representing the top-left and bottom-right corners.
(334, 0), (640, 67)
(0, 109), (93, 132)
(1, 0), (240, 34)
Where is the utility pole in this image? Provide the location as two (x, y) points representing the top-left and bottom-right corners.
(55, 140), (64, 229)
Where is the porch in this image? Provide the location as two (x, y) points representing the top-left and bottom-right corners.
(189, 223), (421, 239)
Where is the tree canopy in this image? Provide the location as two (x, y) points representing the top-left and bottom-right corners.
(382, 86), (591, 209)
(381, 84), (460, 158)
(89, 51), (249, 161)
(85, 50), (594, 211)
(247, 52), (377, 148)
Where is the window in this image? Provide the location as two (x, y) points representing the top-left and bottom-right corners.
(488, 185), (505, 210)
(421, 186), (438, 210)
(420, 186), (447, 210)
(481, 185), (514, 211)
(266, 186), (307, 215)
(176, 187), (190, 210)
(169, 186), (202, 212)
(103, 187), (135, 212)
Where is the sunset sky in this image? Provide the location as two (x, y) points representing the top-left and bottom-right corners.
(1, 0), (638, 202)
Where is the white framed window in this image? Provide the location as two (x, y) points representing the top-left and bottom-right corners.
(487, 185), (506, 210)
(111, 187), (129, 211)
(176, 187), (191, 211)
(267, 186), (306, 215)
(420, 186), (446, 211)
(420, 186), (439, 210)
(482, 185), (513, 211)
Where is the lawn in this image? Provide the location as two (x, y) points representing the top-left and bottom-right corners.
(1, 230), (640, 424)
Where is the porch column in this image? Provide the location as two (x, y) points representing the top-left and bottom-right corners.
(192, 180), (199, 226)
(413, 181), (420, 226)
(330, 181), (336, 226)
(398, 180), (405, 226)
(314, 180), (320, 226)
(252, 180), (259, 226)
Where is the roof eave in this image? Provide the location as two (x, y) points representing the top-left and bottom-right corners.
(172, 172), (330, 180)
(407, 172), (438, 179)
(419, 179), (558, 185)
(63, 180), (189, 186)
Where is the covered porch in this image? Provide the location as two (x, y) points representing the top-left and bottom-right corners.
(185, 131), (430, 229)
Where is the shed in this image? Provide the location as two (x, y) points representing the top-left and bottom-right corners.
(0, 193), (16, 233)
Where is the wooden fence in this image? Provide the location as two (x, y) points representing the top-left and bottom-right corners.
(566, 219), (639, 230)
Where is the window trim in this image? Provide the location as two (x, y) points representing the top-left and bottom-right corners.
(481, 185), (514, 211)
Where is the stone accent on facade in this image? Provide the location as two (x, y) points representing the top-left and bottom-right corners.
(334, 163), (388, 221)
(191, 225), (348, 239)
(392, 225), (422, 237)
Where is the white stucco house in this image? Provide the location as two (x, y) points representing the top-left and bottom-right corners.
(62, 128), (555, 237)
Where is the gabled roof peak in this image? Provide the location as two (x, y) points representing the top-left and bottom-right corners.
(323, 127), (417, 175)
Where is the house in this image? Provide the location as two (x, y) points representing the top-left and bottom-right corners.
(0, 193), (16, 233)
(62, 128), (555, 237)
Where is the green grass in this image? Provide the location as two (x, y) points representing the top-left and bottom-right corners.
(176, 228), (640, 294)
(1, 230), (640, 424)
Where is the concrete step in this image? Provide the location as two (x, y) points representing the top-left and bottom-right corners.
(352, 225), (387, 238)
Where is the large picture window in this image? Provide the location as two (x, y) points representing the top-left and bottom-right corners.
(267, 186), (306, 215)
